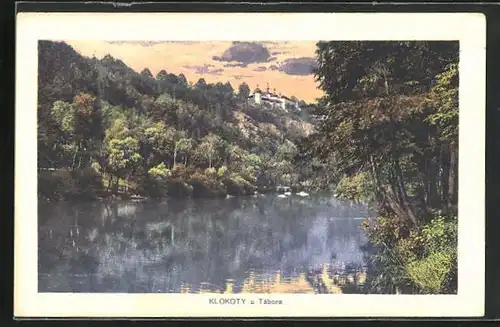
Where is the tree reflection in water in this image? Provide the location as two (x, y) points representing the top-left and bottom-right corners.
(38, 195), (371, 293)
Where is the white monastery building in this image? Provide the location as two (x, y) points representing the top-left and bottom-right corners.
(247, 83), (301, 111)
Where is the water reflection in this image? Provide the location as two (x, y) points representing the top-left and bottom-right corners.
(38, 194), (371, 293)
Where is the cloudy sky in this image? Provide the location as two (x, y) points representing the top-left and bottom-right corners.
(64, 40), (324, 102)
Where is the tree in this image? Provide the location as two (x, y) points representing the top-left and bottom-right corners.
(241, 153), (262, 182)
(141, 121), (173, 169)
(194, 78), (208, 91)
(197, 133), (224, 168)
(423, 62), (459, 210)
(50, 92), (103, 170)
(140, 68), (153, 78)
(276, 140), (298, 162)
(178, 74), (188, 87)
(314, 41), (458, 103)
(104, 134), (142, 191)
(170, 129), (188, 169)
(156, 69), (168, 80)
(238, 82), (251, 101)
(176, 137), (195, 165)
(148, 162), (171, 179)
(305, 41), (459, 225)
(150, 93), (180, 123)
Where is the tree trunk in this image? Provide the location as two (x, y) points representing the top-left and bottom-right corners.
(75, 139), (83, 170)
(440, 144), (450, 212)
(427, 158), (439, 208)
(71, 145), (78, 170)
(114, 175), (120, 193)
(173, 143), (178, 169)
(106, 173), (112, 192)
(393, 159), (419, 226)
(77, 152), (83, 169)
(448, 143), (458, 211)
(369, 155), (387, 207)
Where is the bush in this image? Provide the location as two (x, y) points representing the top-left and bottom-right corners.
(223, 175), (256, 196)
(38, 168), (103, 202)
(217, 165), (228, 178)
(405, 250), (455, 294)
(166, 179), (193, 198)
(136, 175), (167, 199)
(170, 164), (196, 180)
(205, 167), (217, 176)
(335, 172), (374, 204)
(188, 172), (226, 198)
(361, 215), (412, 248)
(362, 215), (457, 294)
(39, 169), (73, 202)
(402, 215), (457, 293)
(420, 215), (457, 254)
(239, 170), (256, 184)
(91, 161), (102, 173)
(71, 167), (104, 199)
(148, 162), (171, 178)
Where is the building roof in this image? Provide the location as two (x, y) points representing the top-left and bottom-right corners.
(261, 96), (283, 103)
(251, 85), (298, 103)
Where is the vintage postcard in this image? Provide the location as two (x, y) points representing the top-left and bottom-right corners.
(15, 12), (485, 317)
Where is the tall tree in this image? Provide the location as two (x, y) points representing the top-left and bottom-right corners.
(305, 41), (459, 225)
(238, 82), (251, 101)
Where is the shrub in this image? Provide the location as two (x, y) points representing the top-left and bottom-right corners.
(71, 167), (104, 199)
(148, 162), (171, 178)
(361, 215), (412, 248)
(217, 165), (228, 178)
(188, 171), (226, 198)
(402, 215), (458, 294)
(362, 215), (457, 294)
(420, 215), (457, 254)
(170, 164), (195, 180)
(136, 174), (167, 199)
(223, 175), (256, 196)
(166, 179), (193, 198)
(91, 161), (102, 173)
(205, 167), (217, 176)
(239, 170), (256, 184)
(405, 250), (455, 294)
(38, 168), (103, 202)
(335, 172), (374, 204)
(38, 169), (73, 202)
(395, 230), (425, 263)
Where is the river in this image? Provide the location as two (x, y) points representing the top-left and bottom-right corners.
(38, 193), (372, 293)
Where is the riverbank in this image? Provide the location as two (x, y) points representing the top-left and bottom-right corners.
(38, 168), (313, 204)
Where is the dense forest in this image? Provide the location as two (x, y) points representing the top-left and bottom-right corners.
(38, 40), (459, 295)
(299, 41), (459, 294)
(37, 40), (319, 202)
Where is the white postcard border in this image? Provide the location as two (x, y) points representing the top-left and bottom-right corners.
(14, 12), (486, 317)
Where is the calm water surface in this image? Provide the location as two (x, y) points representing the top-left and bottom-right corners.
(38, 194), (371, 293)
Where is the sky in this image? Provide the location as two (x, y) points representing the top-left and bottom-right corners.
(64, 40), (325, 103)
